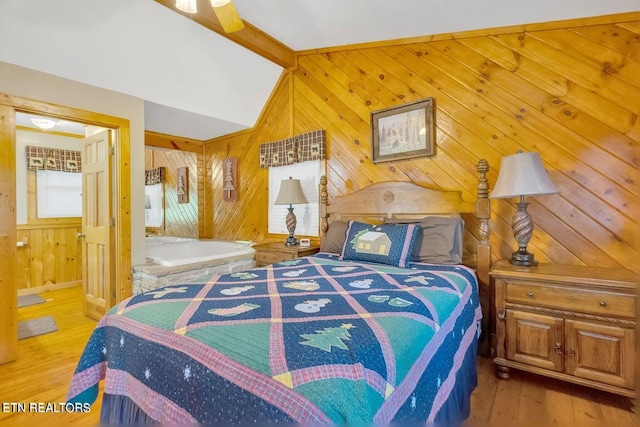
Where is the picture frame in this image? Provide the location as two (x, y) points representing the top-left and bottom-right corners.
(371, 97), (436, 163)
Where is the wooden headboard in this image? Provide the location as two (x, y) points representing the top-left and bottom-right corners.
(318, 159), (492, 355)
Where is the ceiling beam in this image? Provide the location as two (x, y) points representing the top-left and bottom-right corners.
(145, 130), (204, 154)
(155, 0), (295, 69)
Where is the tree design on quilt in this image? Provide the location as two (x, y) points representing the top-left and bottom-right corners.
(300, 323), (355, 352)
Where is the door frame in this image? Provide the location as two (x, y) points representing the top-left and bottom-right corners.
(0, 93), (132, 364)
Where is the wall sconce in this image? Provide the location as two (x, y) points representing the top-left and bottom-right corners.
(177, 167), (188, 204)
(274, 177), (308, 246)
(223, 157), (238, 202)
(490, 151), (559, 266)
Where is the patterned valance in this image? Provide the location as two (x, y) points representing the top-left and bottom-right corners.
(25, 146), (82, 172)
(260, 138), (297, 168)
(145, 167), (164, 185)
(259, 129), (326, 168)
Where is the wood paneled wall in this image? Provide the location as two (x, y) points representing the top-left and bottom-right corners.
(16, 222), (82, 293)
(205, 15), (639, 274)
(145, 149), (202, 238)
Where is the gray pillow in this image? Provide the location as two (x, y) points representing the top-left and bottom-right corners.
(320, 220), (348, 254)
(384, 216), (464, 264)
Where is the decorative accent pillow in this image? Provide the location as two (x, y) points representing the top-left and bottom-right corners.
(320, 220), (348, 254)
(339, 220), (421, 268)
(384, 216), (464, 265)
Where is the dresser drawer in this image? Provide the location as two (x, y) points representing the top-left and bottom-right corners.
(506, 281), (635, 318)
(256, 251), (293, 266)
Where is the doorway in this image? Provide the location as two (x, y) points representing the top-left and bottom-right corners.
(0, 94), (132, 364)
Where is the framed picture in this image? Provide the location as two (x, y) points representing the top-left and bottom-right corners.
(371, 97), (436, 163)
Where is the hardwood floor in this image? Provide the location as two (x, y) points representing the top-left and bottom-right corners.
(0, 286), (101, 426)
(467, 356), (636, 426)
(0, 287), (635, 426)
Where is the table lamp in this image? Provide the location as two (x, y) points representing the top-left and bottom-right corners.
(490, 151), (559, 266)
(274, 177), (308, 246)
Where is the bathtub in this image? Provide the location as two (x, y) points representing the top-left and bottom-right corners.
(145, 236), (195, 247)
(146, 239), (253, 267)
(132, 239), (256, 294)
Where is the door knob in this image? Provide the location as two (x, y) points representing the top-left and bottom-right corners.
(76, 232), (86, 239)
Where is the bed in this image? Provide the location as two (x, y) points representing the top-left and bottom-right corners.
(67, 160), (492, 425)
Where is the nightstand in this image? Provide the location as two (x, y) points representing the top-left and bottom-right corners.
(490, 260), (636, 398)
(253, 242), (320, 267)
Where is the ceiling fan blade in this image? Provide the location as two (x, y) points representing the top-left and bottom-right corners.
(211, 0), (244, 33)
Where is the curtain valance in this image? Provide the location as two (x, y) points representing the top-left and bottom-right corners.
(145, 167), (164, 185)
(259, 129), (326, 168)
(25, 145), (82, 172)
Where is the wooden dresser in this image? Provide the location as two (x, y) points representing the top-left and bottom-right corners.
(490, 260), (636, 398)
(253, 242), (320, 267)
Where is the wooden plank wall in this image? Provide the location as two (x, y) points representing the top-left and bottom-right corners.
(145, 149), (200, 238)
(16, 222), (82, 292)
(205, 15), (639, 274)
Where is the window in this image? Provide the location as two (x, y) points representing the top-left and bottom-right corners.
(145, 183), (164, 227)
(36, 170), (82, 218)
(268, 160), (323, 237)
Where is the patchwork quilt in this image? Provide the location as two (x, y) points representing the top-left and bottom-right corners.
(67, 253), (482, 424)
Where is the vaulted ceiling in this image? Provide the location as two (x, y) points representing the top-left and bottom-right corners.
(0, 0), (636, 140)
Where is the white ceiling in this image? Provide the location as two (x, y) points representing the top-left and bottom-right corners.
(0, 0), (282, 141)
(235, 0), (639, 51)
(16, 112), (86, 136)
(1, 0), (638, 141)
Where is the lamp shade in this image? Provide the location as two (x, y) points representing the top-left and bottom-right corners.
(275, 177), (308, 205)
(490, 152), (559, 199)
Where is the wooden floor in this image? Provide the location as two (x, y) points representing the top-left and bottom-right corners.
(0, 287), (635, 426)
(0, 287), (101, 426)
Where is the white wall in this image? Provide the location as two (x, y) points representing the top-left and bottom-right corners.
(0, 61), (147, 265)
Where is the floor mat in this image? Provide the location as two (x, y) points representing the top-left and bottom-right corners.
(18, 316), (58, 340)
(17, 294), (46, 308)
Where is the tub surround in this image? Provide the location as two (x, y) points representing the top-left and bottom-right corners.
(133, 252), (255, 294)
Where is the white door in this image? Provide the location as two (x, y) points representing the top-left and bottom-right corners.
(81, 130), (115, 320)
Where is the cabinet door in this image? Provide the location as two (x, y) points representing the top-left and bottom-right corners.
(565, 320), (635, 389)
(506, 310), (564, 372)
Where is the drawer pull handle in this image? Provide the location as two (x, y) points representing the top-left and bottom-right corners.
(599, 301), (607, 307)
(527, 292), (534, 298)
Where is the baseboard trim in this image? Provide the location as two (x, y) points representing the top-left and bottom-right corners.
(17, 280), (82, 296)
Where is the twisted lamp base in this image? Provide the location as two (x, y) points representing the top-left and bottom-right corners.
(284, 205), (298, 246)
(510, 198), (538, 266)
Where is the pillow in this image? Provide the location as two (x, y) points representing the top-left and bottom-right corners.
(384, 216), (464, 265)
(339, 220), (421, 268)
(321, 220), (348, 254)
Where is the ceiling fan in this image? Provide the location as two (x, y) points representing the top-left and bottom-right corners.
(175, 0), (244, 33)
